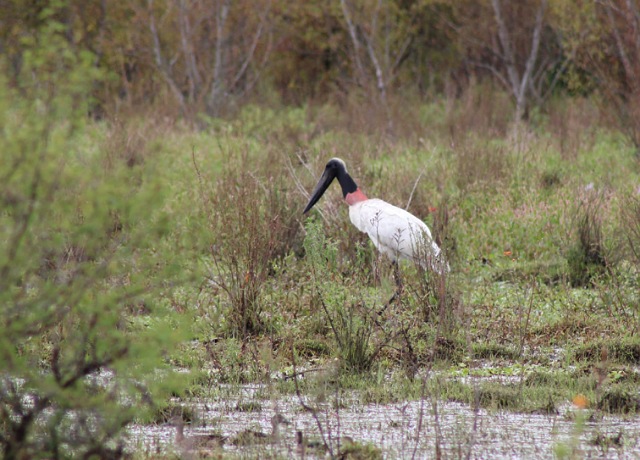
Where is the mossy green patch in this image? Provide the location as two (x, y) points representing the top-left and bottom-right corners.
(597, 385), (640, 414)
(573, 337), (640, 364)
(472, 342), (521, 360)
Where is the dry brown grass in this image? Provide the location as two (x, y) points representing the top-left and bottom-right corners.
(195, 152), (304, 338)
(546, 97), (601, 161)
(101, 116), (175, 170)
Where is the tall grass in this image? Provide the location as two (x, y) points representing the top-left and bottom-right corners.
(195, 153), (303, 338)
(622, 194), (640, 265)
(567, 191), (607, 287)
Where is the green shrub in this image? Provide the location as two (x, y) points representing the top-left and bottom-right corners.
(197, 160), (303, 338)
(0, 13), (186, 458)
(303, 219), (388, 373)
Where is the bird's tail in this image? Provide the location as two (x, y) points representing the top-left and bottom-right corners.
(413, 238), (450, 275)
(429, 251), (450, 275)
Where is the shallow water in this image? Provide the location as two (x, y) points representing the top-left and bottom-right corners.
(128, 385), (640, 459)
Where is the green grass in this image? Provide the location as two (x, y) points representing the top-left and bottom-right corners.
(139, 101), (640, 414)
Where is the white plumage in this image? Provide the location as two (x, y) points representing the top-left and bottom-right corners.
(349, 198), (448, 274)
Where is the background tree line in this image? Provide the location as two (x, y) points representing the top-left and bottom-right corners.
(1, 0), (639, 144)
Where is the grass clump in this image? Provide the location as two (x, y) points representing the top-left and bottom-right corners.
(566, 192), (608, 287)
(597, 385), (640, 414)
(472, 342), (521, 360)
(622, 194), (640, 265)
(339, 439), (384, 460)
(196, 159), (303, 338)
(476, 384), (523, 410)
(303, 219), (387, 374)
(573, 338), (640, 365)
(294, 338), (333, 359)
(235, 401), (263, 412)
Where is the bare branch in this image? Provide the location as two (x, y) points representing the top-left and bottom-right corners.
(467, 59), (511, 90)
(490, 0), (548, 120)
(230, 1), (272, 91)
(340, 0), (366, 83)
(364, 31), (387, 100)
(604, 0), (638, 90)
(240, 28), (274, 96)
(518, 0), (547, 101)
(284, 152), (329, 224)
(491, 0), (520, 93)
(178, 0), (202, 101)
(147, 0), (186, 110)
(390, 36), (413, 77)
(207, 0), (231, 114)
(538, 53), (573, 102)
(405, 171), (423, 211)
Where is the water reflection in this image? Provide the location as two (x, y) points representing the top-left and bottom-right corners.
(128, 388), (639, 458)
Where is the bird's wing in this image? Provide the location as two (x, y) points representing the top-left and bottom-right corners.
(353, 199), (443, 266)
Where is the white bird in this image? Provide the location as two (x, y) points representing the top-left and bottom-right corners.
(303, 158), (448, 295)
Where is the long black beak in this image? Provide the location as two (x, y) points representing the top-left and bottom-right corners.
(303, 167), (337, 213)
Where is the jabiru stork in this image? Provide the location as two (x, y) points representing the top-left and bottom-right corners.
(303, 158), (449, 298)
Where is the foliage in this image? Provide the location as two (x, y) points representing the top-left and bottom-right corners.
(2, 3), (640, 459)
(556, 0), (640, 151)
(2, 0), (639, 139)
(0, 10), (187, 459)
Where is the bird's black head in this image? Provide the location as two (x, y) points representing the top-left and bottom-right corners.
(325, 157), (347, 172)
(303, 157), (358, 214)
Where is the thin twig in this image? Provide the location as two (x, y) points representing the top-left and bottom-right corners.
(247, 172), (268, 195)
(230, 1), (272, 90)
(405, 171), (423, 210)
(285, 153), (329, 224)
(518, 276), (537, 356)
(285, 153), (312, 201)
(291, 347), (333, 455)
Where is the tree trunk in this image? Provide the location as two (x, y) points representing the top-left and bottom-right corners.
(491, 0), (547, 122)
(207, 0), (231, 116)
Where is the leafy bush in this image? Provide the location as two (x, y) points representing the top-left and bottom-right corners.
(0, 14), (185, 459)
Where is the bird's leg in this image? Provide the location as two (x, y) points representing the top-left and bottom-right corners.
(378, 261), (403, 315)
